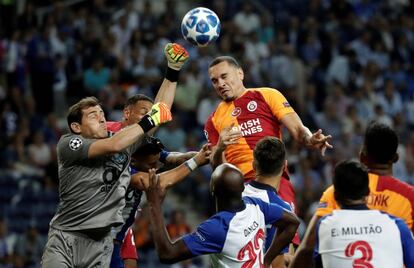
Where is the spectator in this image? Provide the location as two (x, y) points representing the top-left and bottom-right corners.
(14, 225), (44, 268)
(233, 2), (260, 35)
(83, 57), (111, 95)
(27, 131), (52, 168)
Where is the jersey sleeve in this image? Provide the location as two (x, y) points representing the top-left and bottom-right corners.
(57, 134), (94, 167)
(120, 228), (138, 260)
(182, 214), (227, 256)
(259, 88), (295, 120)
(204, 114), (219, 146)
(315, 186), (339, 217)
(394, 217), (414, 267)
(159, 150), (170, 163)
(313, 214), (329, 265)
(273, 195), (294, 213)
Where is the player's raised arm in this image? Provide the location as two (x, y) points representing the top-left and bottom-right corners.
(280, 113), (333, 156)
(154, 43), (189, 109)
(164, 151), (198, 166)
(89, 102), (172, 158)
(130, 144), (211, 190)
(143, 169), (193, 264)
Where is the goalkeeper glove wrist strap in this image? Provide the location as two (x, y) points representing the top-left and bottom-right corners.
(138, 114), (156, 133)
(165, 67), (180, 82)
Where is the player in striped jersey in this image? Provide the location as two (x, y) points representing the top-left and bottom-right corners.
(143, 164), (300, 267)
(290, 121), (414, 268)
(110, 135), (210, 268)
(107, 43), (199, 268)
(314, 160), (414, 268)
(242, 136), (298, 268)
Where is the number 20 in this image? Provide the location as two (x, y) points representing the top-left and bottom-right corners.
(345, 240), (373, 268)
(237, 229), (265, 268)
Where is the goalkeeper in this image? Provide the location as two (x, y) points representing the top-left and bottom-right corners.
(40, 43), (186, 268)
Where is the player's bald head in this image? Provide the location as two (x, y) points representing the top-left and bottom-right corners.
(210, 163), (245, 199)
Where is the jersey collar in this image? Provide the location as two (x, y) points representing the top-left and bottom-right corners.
(341, 204), (369, 210)
(248, 180), (278, 194)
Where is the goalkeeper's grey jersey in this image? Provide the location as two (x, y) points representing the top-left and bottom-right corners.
(50, 133), (139, 232)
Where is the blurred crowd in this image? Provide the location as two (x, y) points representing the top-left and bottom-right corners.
(0, 0), (413, 267)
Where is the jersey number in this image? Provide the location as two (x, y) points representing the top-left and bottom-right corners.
(345, 240), (373, 268)
(237, 229), (265, 268)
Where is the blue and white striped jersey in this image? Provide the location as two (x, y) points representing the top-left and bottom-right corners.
(243, 181), (294, 251)
(315, 205), (414, 268)
(182, 196), (285, 268)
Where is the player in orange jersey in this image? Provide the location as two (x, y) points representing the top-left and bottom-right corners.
(289, 121), (414, 268)
(204, 56), (332, 219)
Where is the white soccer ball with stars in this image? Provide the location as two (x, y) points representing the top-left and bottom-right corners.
(181, 7), (220, 47)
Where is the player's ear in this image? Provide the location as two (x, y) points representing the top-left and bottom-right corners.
(359, 148), (367, 164)
(392, 153), (399, 163)
(70, 122), (81, 134)
(124, 107), (130, 121)
(238, 67), (244, 81)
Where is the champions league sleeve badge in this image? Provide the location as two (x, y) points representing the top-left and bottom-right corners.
(69, 137), (83, 151)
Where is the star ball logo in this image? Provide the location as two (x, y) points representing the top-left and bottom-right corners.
(69, 137), (82, 151)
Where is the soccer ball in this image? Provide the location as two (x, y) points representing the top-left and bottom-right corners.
(181, 7), (220, 47)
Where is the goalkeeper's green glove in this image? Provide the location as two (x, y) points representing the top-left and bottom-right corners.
(138, 102), (172, 132)
(164, 43), (189, 71)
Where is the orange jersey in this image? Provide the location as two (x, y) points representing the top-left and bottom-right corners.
(316, 173), (414, 232)
(204, 88), (295, 180)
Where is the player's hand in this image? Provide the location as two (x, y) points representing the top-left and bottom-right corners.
(194, 143), (212, 166)
(284, 253), (294, 267)
(164, 43), (189, 71)
(141, 168), (166, 205)
(217, 123), (242, 151)
(148, 102), (172, 126)
(308, 129), (333, 156)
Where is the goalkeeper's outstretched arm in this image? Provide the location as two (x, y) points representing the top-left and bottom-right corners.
(154, 43), (189, 109)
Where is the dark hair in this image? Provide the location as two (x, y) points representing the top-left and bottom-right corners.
(364, 121), (398, 164)
(209, 56), (241, 69)
(333, 160), (369, 205)
(132, 135), (164, 157)
(253, 137), (286, 176)
(67, 97), (100, 133)
(124, 94), (154, 109)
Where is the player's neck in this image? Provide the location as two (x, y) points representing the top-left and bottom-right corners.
(255, 175), (281, 192)
(339, 198), (367, 208)
(236, 87), (247, 98)
(216, 199), (245, 213)
(367, 163), (393, 176)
